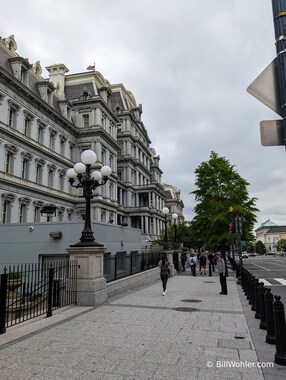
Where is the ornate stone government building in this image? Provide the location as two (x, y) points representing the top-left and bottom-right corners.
(0, 35), (184, 244)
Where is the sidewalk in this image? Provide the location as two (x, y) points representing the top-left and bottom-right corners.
(0, 270), (281, 379)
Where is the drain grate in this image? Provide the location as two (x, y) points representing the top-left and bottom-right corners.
(181, 299), (202, 303)
(203, 281), (215, 283)
(234, 336), (245, 340)
(173, 307), (199, 312)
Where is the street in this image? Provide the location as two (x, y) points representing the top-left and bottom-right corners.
(240, 255), (286, 307)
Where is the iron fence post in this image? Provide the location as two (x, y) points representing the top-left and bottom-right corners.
(0, 269), (8, 334)
(53, 279), (61, 307)
(46, 267), (54, 318)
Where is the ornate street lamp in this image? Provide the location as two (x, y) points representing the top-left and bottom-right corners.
(228, 206), (235, 263)
(162, 207), (169, 249)
(66, 149), (112, 246)
(235, 211), (243, 285)
(172, 212), (179, 249)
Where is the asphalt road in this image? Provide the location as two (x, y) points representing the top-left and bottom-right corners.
(240, 255), (286, 307)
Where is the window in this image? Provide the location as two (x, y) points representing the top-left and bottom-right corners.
(35, 159), (45, 184)
(33, 201), (43, 222)
(60, 136), (66, 156)
(101, 148), (106, 165)
(24, 117), (31, 136)
(36, 164), (42, 184)
(101, 114), (107, 129)
(21, 158), (29, 179)
(49, 130), (56, 150)
(48, 170), (54, 188)
(19, 204), (26, 223)
(58, 170), (65, 191)
(4, 145), (17, 174)
(110, 154), (114, 171)
(82, 114), (90, 128)
(47, 164), (56, 188)
(101, 210), (106, 223)
(5, 152), (13, 174)
(37, 123), (45, 144)
(20, 68), (28, 85)
(2, 201), (10, 223)
(8, 107), (16, 127)
(1, 194), (16, 223)
(69, 143), (75, 161)
(21, 152), (32, 180)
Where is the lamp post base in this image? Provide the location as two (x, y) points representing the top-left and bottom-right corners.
(67, 245), (107, 306)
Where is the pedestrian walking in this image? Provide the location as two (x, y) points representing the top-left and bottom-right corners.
(189, 253), (197, 276)
(158, 253), (170, 296)
(180, 252), (187, 272)
(199, 252), (207, 275)
(207, 252), (215, 271)
(215, 252), (227, 295)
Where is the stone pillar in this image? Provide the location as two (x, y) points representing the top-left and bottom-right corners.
(66, 245), (107, 306)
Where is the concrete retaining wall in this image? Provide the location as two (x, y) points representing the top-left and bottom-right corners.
(107, 267), (160, 297)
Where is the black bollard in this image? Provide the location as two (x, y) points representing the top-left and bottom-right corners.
(246, 272), (251, 300)
(254, 280), (261, 319)
(252, 279), (259, 312)
(249, 275), (255, 306)
(273, 295), (286, 365)
(265, 288), (275, 344)
(259, 283), (267, 330)
(241, 267), (245, 290)
(208, 262), (212, 277)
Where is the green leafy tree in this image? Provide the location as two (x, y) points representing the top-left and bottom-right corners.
(276, 238), (286, 253)
(255, 240), (266, 255)
(190, 151), (258, 254)
(156, 221), (193, 248)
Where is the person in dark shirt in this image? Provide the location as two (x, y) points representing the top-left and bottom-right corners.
(199, 252), (207, 275)
(158, 253), (170, 296)
(180, 252), (187, 272)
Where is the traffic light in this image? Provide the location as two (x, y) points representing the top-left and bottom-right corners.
(229, 223), (234, 234)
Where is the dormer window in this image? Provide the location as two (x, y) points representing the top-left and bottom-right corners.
(82, 114), (90, 128)
(9, 56), (32, 84)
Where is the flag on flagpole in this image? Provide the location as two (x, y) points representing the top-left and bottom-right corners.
(86, 64), (95, 71)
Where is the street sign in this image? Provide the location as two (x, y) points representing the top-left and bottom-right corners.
(260, 119), (285, 146)
(247, 58), (282, 117)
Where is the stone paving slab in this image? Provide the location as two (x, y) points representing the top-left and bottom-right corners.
(0, 270), (277, 379)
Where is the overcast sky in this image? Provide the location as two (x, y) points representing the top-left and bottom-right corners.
(1, 0), (285, 228)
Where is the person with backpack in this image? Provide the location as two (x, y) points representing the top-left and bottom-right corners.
(189, 253), (197, 276)
(199, 252), (207, 275)
(158, 253), (170, 296)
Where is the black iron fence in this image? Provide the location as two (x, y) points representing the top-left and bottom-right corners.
(104, 251), (161, 283)
(0, 261), (78, 334)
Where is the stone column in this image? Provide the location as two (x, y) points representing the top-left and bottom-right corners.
(66, 245), (107, 306)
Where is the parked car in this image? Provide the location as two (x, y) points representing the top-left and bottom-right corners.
(248, 252), (257, 257)
(241, 252), (248, 258)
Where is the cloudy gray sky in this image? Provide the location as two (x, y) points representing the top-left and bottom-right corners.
(1, 0), (285, 228)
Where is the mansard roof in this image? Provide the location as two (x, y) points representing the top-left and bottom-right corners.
(65, 82), (96, 100)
